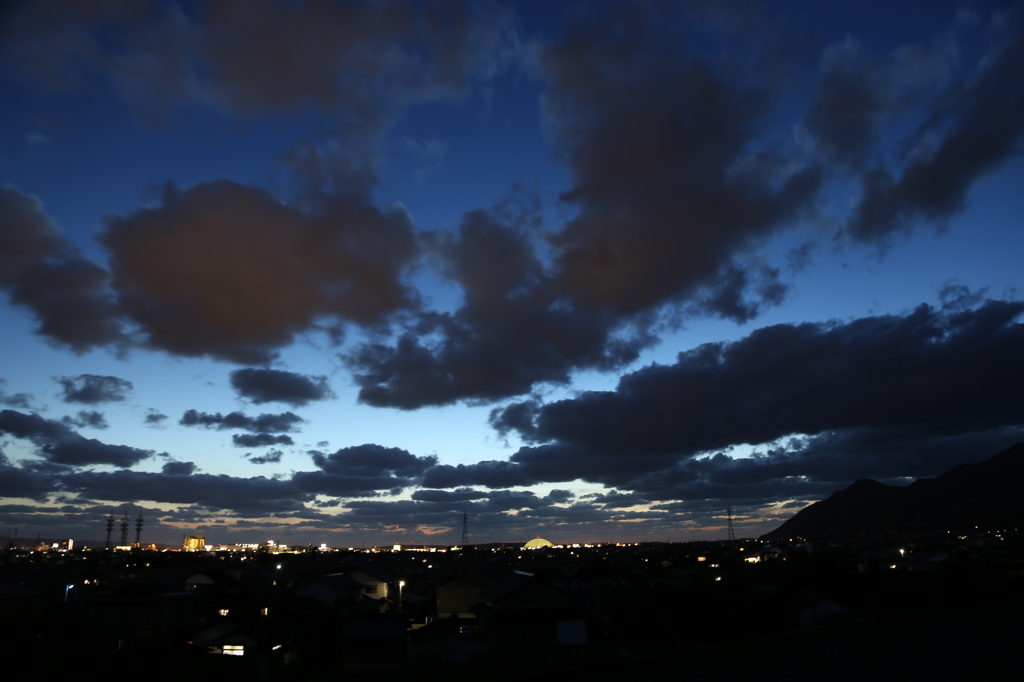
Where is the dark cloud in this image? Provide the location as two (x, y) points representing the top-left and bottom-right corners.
(411, 488), (489, 503)
(0, 187), (124, 351)
(482, 298), (1024, 490)
(542, 5), (822, 318)
(312, 443), (437, 477)
(345, 5), (824, 409)
(12, 423), (1008, 540)
(291, 444), (438, 497)
(0, 450), (55, 500)
(627, 426), (1024, 505)
(1, 409), (79, 442)
(513, 299), (1024, 453)
(232, 433), (294, 448)
(0, 187), (65, 276)
(56, 374), (133, 404)
(61, 410), (109, 430)
(0, 409), (155, 468)
(2, 5), (1022, 544)
(421, 459), (535, 489)
(587, 490), (646, 509)
(247, 449), (284, 465)
(800, 12), (962, 171)
(230, 367), (334, 406)
(144, 409), (168, 427)
(685, 261), (790, 324)
(489, 399), (540, 440)
(0, 379), (33, 409)
(59, 469), (312, 515)
(332, 492), (669, 540)
(406, 487), (561, 515)
(844, 34), (1024, 246)
(101, 178), (418, 364)
(162, 460), (196, 476)
(347, 206), (654, 408)
(3, 156), (420, 368)
(179, 409), (304, 433)
(802, 40), (888, 168)
(42, 438), (154, 469)
(508, 443), (676, 490)
(1, 1), (508, 154)
(545, 489), (574, 504)
(5, 5), (1015, 419)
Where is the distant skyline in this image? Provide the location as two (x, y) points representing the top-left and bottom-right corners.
(2, 0), (1023, 547)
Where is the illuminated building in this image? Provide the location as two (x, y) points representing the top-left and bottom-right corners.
(523, 537), (554, 549)
(183, 535), (206, 551)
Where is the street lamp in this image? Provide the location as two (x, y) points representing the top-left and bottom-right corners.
(399, 580), (405, 611)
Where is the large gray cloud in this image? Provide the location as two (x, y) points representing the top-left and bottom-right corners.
(56, 374), (133, 404)
(0, 187), (125, 351)
(1, 0), (509, 155)
(543, 5), (822, 318)
(101, 177), (419, 364)
(346, 206), (653, 408)
(624, 427), (1024, 505)
(0, 379), (33, 409)
(345, 4), (824, 410)
(477, 297), (1024, 491)
(232, 433), (294, 448)
(59, 468), (312, 516)
(292, 444), (439, 497)
(0, 409), (156, 468)
(179, 409), (304, 433)
(843, 24), (1024, 245)
(61, 410), (109, 430)
(0, 450), (56, 500)
(230, 368), (334, 406)
(800, 32), (958, 170)
(4, 3), (1021, 414)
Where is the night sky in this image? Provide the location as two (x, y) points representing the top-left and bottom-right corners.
(1, 0), (1022, 547)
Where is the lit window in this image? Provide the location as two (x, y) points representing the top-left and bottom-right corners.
(218, 609), (230, 616)
(222, 645), (244, 656)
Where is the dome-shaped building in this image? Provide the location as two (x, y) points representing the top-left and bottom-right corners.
(523, 537), (554, 549)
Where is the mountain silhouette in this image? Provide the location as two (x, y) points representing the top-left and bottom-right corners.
(761, 443), (1024, 540)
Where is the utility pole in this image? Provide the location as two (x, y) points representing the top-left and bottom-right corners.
(727, 505), (736, 543)
(461, 510), (469, 546)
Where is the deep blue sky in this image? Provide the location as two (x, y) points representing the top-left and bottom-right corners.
(1, 0), (1022, 547)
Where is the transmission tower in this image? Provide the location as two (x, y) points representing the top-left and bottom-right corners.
(105, 510), (114, 549)
(119, 510), (129, 546)
(461, 510), (468, 546)
(134, 510), (143, 547)
(727, 505), (736, 543)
